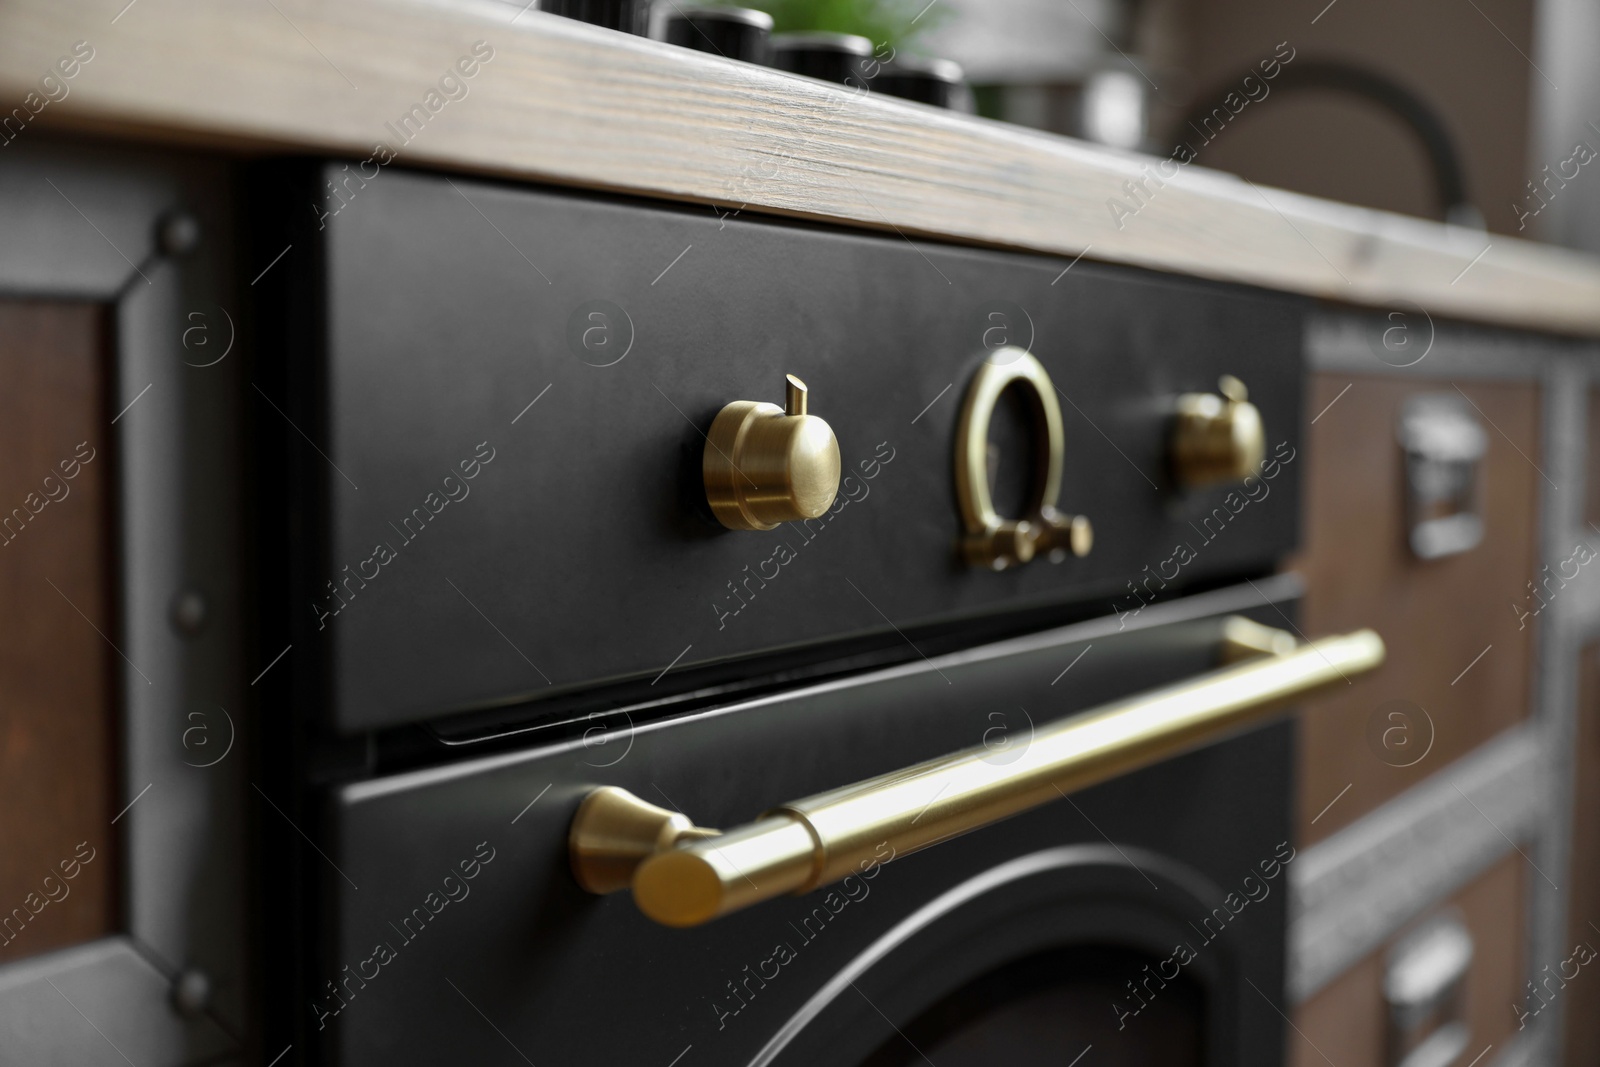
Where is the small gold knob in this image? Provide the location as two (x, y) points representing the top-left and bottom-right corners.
(1033, 507), (1094, 562)
(962, 519), (1038, 570)
(704, 374), (842, 531)
(1170, 375), (1266, 488)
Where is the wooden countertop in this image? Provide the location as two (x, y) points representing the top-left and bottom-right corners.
(4, 0), (1600, 337)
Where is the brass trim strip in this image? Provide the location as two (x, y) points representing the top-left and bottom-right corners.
(570, 622), (1385, 927)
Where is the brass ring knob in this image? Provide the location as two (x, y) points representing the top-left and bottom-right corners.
(703, 374), (841, 531)
(954, 349), (1092, 570)
(1171, 375), (1266, 488)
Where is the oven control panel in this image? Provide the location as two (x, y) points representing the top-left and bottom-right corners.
(266, 165), (1305, 733)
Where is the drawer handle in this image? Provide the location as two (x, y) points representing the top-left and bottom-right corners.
(569, 618), (1384, 927)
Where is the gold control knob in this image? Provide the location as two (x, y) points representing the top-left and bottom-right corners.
(704, 374), (841, 531)
(1171, 375), (1266, 488)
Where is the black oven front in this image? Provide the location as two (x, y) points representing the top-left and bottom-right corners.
(249, 164), (1326, 1066)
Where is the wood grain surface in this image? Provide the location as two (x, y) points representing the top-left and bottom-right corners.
(1292, 373), (1540, 845)
(0, 0), (1597, 335)
(0, 300), (117, 963)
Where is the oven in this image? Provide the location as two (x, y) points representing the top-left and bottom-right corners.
(247, 164), (1383, 1066)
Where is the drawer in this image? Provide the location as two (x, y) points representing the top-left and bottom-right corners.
(261, 165), (1307, 734)
(1289, 852), (1525, 1067)
(1292, 374), (1540, 843)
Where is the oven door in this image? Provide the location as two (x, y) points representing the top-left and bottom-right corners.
(318, 579), (1315, 1066)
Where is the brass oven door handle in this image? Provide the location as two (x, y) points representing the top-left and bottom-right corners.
(569, 619), (1385, 928)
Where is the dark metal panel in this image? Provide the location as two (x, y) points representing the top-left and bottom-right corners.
(321, 581), (1297, 1066)
(0, 138), (174, 299)
(115, 198), (253, 1039)
(304, 166), (1306, 731)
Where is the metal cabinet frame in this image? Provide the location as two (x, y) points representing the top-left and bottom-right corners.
(0, 137), (249, 1065)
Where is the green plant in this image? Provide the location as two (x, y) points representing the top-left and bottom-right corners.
(734, 0), (948, 51)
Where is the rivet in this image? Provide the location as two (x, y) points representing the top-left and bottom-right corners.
(157, 212), (202, 257)
(171, 590), (207, 636)
(171, 968), (211, 1017)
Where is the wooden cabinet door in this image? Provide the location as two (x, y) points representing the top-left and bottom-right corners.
(1293, 374), (1540, 845)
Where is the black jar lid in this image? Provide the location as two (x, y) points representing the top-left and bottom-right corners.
(541, 0), (651, 36)
(872, 56), (965, 109)
(769, 31), (876, 88)
(665, 6), (775, 64)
